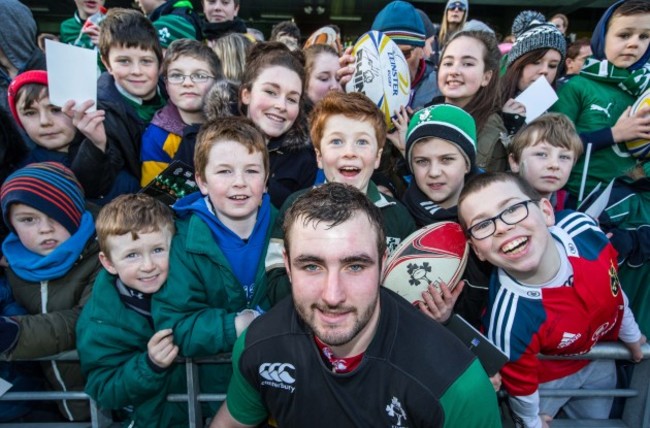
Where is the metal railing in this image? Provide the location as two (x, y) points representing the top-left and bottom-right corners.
(1, 343), (649, 428)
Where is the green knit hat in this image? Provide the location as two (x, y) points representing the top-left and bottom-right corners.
(405, 104), (477, 172)
(154, 15), (198, 48)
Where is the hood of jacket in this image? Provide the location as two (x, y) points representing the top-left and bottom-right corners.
(0, 0), (39, 72)
(203, 79), (239, 121)
(151, 102), (185, 135)
(591, 0), (650, 71)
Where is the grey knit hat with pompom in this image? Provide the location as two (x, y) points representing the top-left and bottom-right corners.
(507, 10), (566, 67)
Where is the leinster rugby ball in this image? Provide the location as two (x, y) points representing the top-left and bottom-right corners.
(382, 222), (469, 305)
(625, 89), (650, 159)
(345, 31), (411, 128)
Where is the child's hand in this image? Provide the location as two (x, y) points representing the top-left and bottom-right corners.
(336, 46), (355, 87)
(416, 280), (465, 324)
(234, 309), (261, 337)
(386, 105), (412, 158)
(623, 334), (647, 363)
(147, 328), (179, 369)
(502, 98), (526, 116)
(81, 23), (101, 46)
(489, 372), (502, 392)
(539, 414), (553, 428)
(63, 100), (107, 151)
(612, 106), (650, 143)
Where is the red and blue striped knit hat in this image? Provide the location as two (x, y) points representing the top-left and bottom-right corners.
(371, 1), (426, 47)
(1, 162), (85, 235)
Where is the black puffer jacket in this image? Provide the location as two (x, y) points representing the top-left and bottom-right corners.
(267, 118), (317, 209)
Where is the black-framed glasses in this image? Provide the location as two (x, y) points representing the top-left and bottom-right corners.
(165, 73), (215, 84)
(467, 200), (539, 240)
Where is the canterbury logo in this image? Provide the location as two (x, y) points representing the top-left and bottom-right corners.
(259, 363), (296, 384)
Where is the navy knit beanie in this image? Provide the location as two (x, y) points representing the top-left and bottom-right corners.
(371, 1), (426, 47)
(1, 162), (85, 235)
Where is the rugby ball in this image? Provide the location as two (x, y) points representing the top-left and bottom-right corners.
(382, 221), (469, 305)
(625, 89), (650, 159)
(304, 26), (343, 54)
(344, 31), (411, 128)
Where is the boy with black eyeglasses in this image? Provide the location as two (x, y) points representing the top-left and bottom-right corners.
(141, 38), (222, 186)
(457, 171), (645, 428)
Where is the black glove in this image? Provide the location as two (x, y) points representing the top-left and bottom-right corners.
(501, 111), (526, 136)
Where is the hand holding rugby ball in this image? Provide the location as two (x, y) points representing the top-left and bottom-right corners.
(344, 31), (411, 128)
(625, 89), (650, 159)
(382, 222), (469, 305)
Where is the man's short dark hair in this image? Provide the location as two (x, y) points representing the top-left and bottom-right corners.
(283, 183), (387, 260)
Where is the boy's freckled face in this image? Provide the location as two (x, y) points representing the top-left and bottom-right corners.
(316, 115), (381, 195)
(104, 46), (160, 100)
(9, 203), (71, 256)
(460, 180), (556, 284)
(196, 140), (267, 229)
(99, 228), (173, 294)
(165, 57), (215, 119)
(509, 140), (575, 199)
(605, 14), (650, 69)
(17, 94), (76, 152)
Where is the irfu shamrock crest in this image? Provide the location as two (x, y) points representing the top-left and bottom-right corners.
(407, 262), (432, 286)
(418, 108), (431, 123)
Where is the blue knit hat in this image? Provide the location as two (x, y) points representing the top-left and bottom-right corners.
(1, 162), (85, 235)
(371, 1), (426, 47)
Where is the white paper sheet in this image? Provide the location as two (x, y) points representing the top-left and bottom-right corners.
(514, 77), (558, 123)
(584, 179), (615, 220)
(0, 377), (12, 397)
(45, 39), (98, 111)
